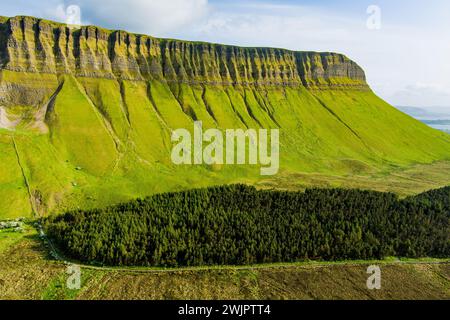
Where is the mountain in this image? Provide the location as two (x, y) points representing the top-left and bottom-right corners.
(397, 106), (450, 132)
(396, 106), (450, 120)
(1, 16), (449, 217)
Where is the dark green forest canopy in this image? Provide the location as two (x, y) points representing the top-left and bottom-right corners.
(406, 186), (450, 208)
(44, 185), (450, 267)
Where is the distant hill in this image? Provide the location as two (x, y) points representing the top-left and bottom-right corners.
(396, 106), (450, 120)
(397, 106), (450, 133)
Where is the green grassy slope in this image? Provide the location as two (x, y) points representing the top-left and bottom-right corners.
(47, 75), (118, 175)
(1, 73), (450, 217)
(0, 132), (32, 217)
(312, 90), (450, 164)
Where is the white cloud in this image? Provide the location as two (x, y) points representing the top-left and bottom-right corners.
(76, 0), (209, 35)
(32, 0), (209, 36)
(49, 4), (82, 26)
(389, 83), (450, 108)
(188, 4), (450, 107)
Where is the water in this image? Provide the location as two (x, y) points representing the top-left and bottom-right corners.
(396, 106), (450, 133)
(429, 124), (450, 133)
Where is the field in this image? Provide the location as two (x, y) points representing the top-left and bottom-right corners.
(257, 160), (450, 196)
(0, 224), (449, 300)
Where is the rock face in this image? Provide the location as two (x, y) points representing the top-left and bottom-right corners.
(0, 16), (366, 88)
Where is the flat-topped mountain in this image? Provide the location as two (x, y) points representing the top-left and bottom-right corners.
(0, 16), (366, 87)
(0, 16), (449, 217)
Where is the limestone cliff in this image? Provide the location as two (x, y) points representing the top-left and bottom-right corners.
(0, 16), (366, 88)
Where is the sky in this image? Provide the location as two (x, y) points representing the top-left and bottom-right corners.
(1, 0), (450, 108)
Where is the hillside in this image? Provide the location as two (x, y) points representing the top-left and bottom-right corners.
(0, 16), (450, 217)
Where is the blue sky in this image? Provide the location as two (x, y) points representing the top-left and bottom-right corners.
(1, 0), (450, 107)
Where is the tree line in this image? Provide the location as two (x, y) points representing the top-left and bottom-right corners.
(43, 185), (450, 267)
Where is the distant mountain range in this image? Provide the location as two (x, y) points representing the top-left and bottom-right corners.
(397, 106), (450, 120)
(397, 106), (450, 133)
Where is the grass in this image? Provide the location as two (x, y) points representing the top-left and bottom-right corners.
(78, 77), (130, 141)
(41, 268), (99, 300)
(312, 90), (450, 164)
(0, 70), (449, 218)
(0, 228), (448, 300)
(121, 80), (171, 162)
(47, 75), (118, 175)
(0, 229), (25, 253)
(257, 160), (450, 197)
(54, 255), (450, 273)
(0, 132), (32, 217)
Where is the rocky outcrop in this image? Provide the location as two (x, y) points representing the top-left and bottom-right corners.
(0, 16), (367, 88)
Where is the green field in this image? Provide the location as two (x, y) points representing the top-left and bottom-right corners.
(0, 226), (448, 300)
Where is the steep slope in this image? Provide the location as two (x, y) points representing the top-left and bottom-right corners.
(0, 16), (449, 217)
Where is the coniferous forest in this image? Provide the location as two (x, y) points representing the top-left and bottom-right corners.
(44, 185), (450, 267)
